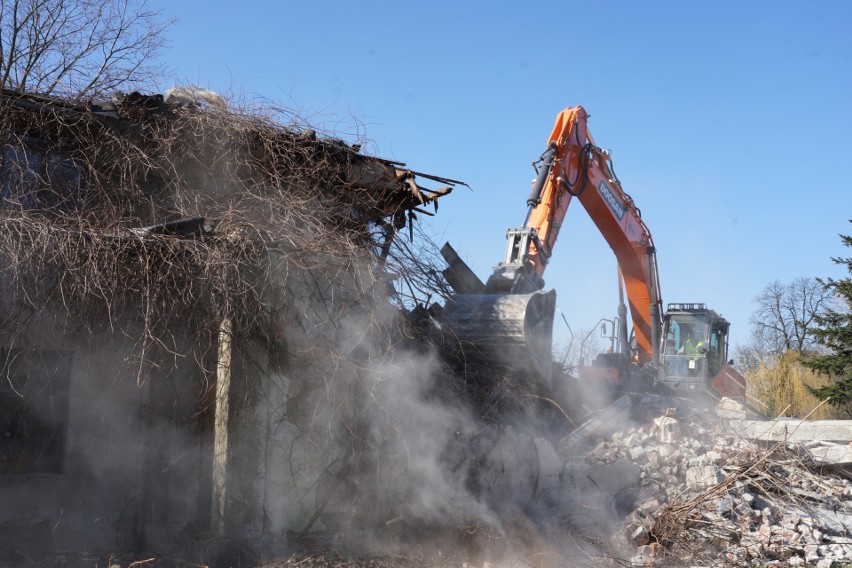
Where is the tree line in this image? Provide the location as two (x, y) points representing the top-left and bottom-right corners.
(738, 222), (852, 418)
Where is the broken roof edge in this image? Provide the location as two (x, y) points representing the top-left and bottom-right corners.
(0, 86), (459, 219)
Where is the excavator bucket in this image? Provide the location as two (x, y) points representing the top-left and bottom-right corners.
(709, 363), (747, 399)
(441, 290), (557, 383)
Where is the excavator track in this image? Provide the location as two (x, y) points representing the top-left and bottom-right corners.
(441, 289), (556, 382)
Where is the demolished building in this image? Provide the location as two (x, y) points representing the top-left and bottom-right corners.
(0, 87), (463, 565)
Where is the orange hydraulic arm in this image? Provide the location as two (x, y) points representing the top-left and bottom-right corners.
(505, 106), (663, 364)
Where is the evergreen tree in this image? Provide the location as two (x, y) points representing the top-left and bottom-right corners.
(803, 223), (852, 405)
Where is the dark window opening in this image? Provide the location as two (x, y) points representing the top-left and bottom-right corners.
(0, 139), (86, 213)
(0, 349), (72, 474)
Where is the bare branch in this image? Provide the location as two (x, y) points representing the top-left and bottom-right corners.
(0, 0), (171, 98)
(746, 277), (832, 358)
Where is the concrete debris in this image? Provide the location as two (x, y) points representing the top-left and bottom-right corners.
(715, 396), (749, 420)
(650, 413), (679, 444)
(574, 397), (852, 566)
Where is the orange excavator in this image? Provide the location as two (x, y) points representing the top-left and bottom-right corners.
(440, 106), (745, 401)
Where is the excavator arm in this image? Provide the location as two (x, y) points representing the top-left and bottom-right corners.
(525, 106), (663, 364)
(442, 106), (663, 379)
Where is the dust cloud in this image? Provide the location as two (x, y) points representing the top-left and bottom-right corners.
(257, 286), (641, 567)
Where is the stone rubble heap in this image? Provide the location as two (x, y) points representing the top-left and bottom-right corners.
(581, 399), (852, 567)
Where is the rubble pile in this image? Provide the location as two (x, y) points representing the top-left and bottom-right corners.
(579, 399), (852, 567)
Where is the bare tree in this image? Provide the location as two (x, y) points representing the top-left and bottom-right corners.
(0, 0), (171, 99)
(748, 277), (833, 356)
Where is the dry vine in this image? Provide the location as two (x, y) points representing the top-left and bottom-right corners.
(0, 88), (456, 368)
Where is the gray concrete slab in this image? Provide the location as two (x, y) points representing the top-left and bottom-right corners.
(739, 419), (852, 444)
(808, 444), (852, 466)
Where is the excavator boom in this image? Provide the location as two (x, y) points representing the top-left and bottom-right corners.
(442, 107), (663, 378)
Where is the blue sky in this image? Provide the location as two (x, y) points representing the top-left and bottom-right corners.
(160, 1), (851, 354)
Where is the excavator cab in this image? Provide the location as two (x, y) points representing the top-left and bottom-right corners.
(657, 303), (744, 399)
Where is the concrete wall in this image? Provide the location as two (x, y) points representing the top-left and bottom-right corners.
(223, 253), (386, 552)
(0, 308), (213, 558)
(0, 249), (386, 562)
